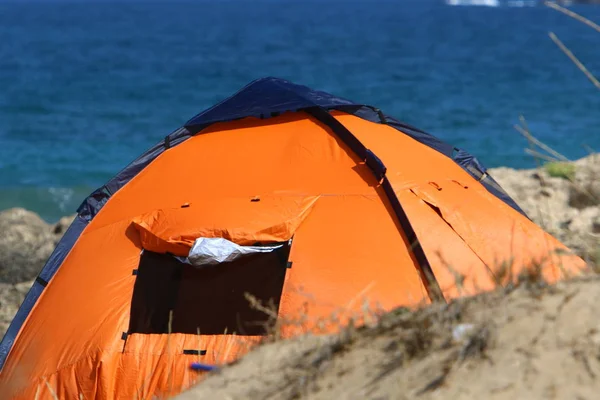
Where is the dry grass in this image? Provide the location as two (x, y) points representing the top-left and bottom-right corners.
(545, 1), (600, 34)
(544, 1), (600, 90)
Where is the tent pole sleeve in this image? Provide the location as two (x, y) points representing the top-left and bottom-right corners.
(303, 106), (445, 303)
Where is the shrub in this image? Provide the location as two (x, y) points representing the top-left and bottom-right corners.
(545, 161), (576, 181)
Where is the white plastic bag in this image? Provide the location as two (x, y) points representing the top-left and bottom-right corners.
(180, 237), (283, 267)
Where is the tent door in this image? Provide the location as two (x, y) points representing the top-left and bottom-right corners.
(127, 239), (292, 336)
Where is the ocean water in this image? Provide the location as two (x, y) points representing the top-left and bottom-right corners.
(1, 0), (599, 222)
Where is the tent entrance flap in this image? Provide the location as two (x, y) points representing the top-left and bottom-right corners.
(178, 237), (287, 267)
(130, 195), (320, 257)
(127, 240), (292, 336)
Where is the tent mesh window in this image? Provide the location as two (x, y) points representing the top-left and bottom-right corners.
(128, 242), (291, 336)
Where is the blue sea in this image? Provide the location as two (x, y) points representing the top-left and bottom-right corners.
(1, 0), (599, 222)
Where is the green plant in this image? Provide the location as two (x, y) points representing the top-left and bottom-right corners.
(544, 161), (576, 180)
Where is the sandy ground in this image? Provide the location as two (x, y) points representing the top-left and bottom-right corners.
(177, 274), (600, 400)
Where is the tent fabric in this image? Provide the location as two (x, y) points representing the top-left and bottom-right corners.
(341, 104), (457, 157)
(0, 215), (88, 370)
(452, 148), (527, 217)
(131, 195), (319, 256)
(0, 78), (586, 399)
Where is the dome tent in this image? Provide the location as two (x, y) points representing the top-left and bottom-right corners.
(0, 77), (584, 399)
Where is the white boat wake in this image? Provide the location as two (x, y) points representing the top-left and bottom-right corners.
(445, 0), (537, 6)
(445, 0), (500, 6)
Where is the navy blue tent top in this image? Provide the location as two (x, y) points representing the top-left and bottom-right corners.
(184, 77), (358, 129)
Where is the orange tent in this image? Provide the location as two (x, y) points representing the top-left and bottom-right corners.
(0, 77), (585, 399)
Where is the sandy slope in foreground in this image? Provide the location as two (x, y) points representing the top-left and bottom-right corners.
(178, 275), (600, 399)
